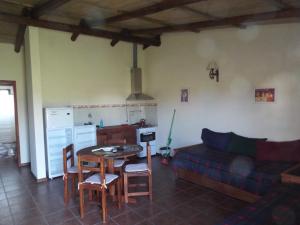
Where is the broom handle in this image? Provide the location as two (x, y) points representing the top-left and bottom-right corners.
(167, 109), (176, 145)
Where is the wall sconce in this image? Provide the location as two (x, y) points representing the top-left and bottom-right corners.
(207, 61), (219, 82)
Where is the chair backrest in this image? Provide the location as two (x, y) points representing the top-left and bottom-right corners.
(146, 142), (152, 172)
(77, 154), (105, 183)
(63, 144), (74, 174)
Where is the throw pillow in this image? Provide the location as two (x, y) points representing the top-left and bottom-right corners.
(256, 139), (300, 162)
(201, 128), (233, 151)
(227, 133), (267, 157)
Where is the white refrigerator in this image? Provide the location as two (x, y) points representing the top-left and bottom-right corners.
(44, 108), (74, 179)
(73, 125), (97, 165)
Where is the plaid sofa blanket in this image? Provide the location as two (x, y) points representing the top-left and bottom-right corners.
(172, 144), (294, 195)
(216, 184), (300, 225)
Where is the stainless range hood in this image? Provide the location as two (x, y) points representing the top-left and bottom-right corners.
(126, 44), (154, 101)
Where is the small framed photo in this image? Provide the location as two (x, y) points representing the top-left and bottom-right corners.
(181, 89), (189, 102)
(255, 88), (275, 102)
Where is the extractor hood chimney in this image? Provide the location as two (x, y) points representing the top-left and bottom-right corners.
(126, 44), (154, 101)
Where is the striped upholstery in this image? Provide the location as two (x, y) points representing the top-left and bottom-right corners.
(84, 174), (119, 185)
(172, 144), (294, 195)
(67, 166), (89, 174)
(125, 163), (149, 173)
(114, 159), (125, 168)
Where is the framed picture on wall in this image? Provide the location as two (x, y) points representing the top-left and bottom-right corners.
(255, 88), (275, 102)
(181, 89), (189, 102)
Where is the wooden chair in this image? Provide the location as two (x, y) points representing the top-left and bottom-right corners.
(63, 144), (90, 204)
(103, 138), (127, 178)
(78, 154), (121, 223)
(63, 144), (78, 204)
(105, 138), (127, 194)
(123, 142), (152, 203)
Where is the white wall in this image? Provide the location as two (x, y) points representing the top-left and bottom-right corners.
(25, 27), (46, 179)
(145, 23), (300, 149)
(0, 43), (30, 164)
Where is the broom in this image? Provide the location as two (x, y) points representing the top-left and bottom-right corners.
(161, 109), (176, 159)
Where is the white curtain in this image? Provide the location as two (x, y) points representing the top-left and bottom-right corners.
(0, 90), (15, 143)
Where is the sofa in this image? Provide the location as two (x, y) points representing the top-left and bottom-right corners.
(172, 128), (300, 202)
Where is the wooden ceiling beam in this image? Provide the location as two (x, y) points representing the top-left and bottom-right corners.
(14, 8), (30, 53)
(179, 6), (219, 20)
(0, 11), (161, 47)
(104, 0), (207, 24)
(110, 29), (130, 47)
(110, 39), (119, 47)
(71, 19), (89, 41)
(89, 6), (201, 34)
(179, 6), (246, 28)
(268, 0), (293, 10)
(13, 0), (72, 53)
(71, 11), (172, 42)
(143, 35), (160, 50)
(141, 14), (201, 32)
(140, 16), (174, 26)
(132, 8), (300, 34)
(31, 0), (72, 18)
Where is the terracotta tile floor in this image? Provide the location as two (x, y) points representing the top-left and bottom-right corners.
(0, 157), (248, 225)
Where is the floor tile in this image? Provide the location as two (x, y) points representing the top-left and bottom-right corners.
(16, 217), (48, 225)
(0, 192), (6, 201)
(113, 211), (144, 225)
(108, 204), (132, 218)
(69, 202), (99, 217)
(149, 212), (184, 225)
(0, 208), (11, 219)
(0, 157), (249, 225)
(136, 220), (155, 225)
(78, 210), (103, 225)
(169, 204), (201, 220)
(56, 218), (82, 225)
(45, 209), (75, 225)
(133, 202), (165, 218)
(0, 216), (14, 225)
(5, 189), (28, 198)
(0, 199), (9, 209)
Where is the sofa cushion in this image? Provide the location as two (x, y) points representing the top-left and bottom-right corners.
(201, 128), (232, 151)
(227, 133), (267, 157)
(256, 139), (300, 162)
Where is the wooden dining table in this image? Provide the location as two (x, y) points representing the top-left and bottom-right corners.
(77, 144), (143, 199)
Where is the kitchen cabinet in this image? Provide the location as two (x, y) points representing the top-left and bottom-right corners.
(97, 124), (137, 145)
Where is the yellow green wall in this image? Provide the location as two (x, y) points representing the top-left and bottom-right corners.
(0, 43), (29, 164)
(38, 28), (145, 106)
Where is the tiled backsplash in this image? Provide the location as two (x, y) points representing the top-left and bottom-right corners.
(72, 103), (157, 127)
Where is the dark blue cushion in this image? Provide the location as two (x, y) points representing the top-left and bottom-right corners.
(201, 128), (232, 151)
